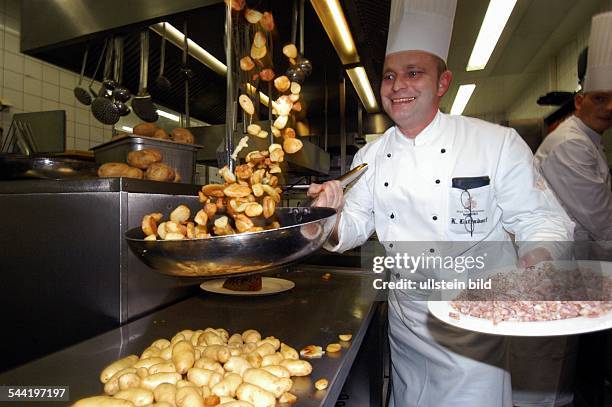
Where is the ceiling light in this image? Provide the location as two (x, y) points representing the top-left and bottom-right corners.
(310, 0), (359, 65)
(156, 109), (180, 122)
(450, 84), (476, 115)
(466, 0), (517, 71)
(346, 67), (379, 113)
(150, 23), (227, 76)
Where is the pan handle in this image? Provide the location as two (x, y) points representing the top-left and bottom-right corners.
(284, 163), (368, 191)
(337, 163), (368, 188)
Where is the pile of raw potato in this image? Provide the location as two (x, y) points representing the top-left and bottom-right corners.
(72, 327), (352, 407)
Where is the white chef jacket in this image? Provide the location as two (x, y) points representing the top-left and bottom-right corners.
(327, 111), (574, 407)
(534, 115), (612, 242)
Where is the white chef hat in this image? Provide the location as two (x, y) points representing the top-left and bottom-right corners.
(584, 11), (612, 93)
(386, 0), (457, 63)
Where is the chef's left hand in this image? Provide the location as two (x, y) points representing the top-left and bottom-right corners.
(518, 247), (553, 268)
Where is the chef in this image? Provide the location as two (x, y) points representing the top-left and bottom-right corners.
(515, 12), (612, 407)
(308, 0), (574, 405)
(534, 11), (612, 249)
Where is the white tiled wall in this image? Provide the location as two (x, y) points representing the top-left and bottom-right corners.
(0, 0), (113, 151)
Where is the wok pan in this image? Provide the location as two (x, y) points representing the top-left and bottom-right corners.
(125, 163), (368, 278)
(125, 207), (337, 278)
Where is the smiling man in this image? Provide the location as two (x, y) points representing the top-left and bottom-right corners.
(308, 0), (574, 406)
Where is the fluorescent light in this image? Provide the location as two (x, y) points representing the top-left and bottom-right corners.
(121, 126), (133, 132)
(450, 84), (476, 115)
(156, 109), (180, 122)
(466, 0), (517, 71)
(150, 23), (227, 76)
(310, 0), (359, 65)
(346, 67), (379, 113)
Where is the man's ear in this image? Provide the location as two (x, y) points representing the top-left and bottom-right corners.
(574, 92), (584, 112)
(437, 70), (452, 97)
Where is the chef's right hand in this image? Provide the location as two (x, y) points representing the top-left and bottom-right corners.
(307, 180), (344, 210)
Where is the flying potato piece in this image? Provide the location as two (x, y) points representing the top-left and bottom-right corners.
(269, 147), (285, 163)
(245, 8), (263, 23)
(339, 334), (352, 341)
(239, 95), (255, 115)
(194, 210), (208, 226)
(247, 124), (261, 136)
(245, 203), (263, 217)
(165, 232), (185, 241)
(202, 184), (226, 198)
(271, 127), (281, 137)
(253, 31), (266, 48)
(224, 0), (245, 11)
(256, 130), (269, 139)
(251, 183), (264, 197)
(250, 43), (267, 60)
(219, 165), (237, 183)
(283, 137), (303, 154)
(290, 82), (301, 94)
(235, 164), (253, 180)
(283, 127), (296, 138)
(275, 96), (293, 116)
(260, 11), (275, 31)
(274, 76), (290, 92)
(289, 93), (300, 103)
(260, 68), (275, 82)
(240, 56), (255, 71)
(224, 183), (252, 198)
(170, 205), (191, 223)
(273, 115), (288, 130)
(141, 215), (158, 237)
(282, 44), (298, 59)
(292, 101), (302, 112)
(263, 196), (276, 219)
(234, 214), (254, 233)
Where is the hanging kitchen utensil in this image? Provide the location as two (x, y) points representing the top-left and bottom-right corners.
(181, 21), (193, 127)
(111, 37), (131, 116)
(154, 22), (172, 93)
(74, 46), (92, 106)
(87, 39), (108, 99)
(132, 31), (159, 123)
(91, 40), (120, 125)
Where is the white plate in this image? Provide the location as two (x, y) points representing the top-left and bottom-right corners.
(200, 277), (295, 296)
(428, 260), (612, 336)
(428, 301), (612, 336)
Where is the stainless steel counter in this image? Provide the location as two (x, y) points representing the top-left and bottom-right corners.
(0, 267), (381, 406)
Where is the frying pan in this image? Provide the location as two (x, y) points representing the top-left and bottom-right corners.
(125, 164), (368, 278)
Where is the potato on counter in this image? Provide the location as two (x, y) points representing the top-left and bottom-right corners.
(72, 328), (316, 406)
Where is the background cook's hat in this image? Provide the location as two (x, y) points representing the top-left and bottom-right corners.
(583, 11), (612, 92)
(386, 0), (457, 63)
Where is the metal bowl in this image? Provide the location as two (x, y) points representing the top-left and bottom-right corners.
(125, 207), (337, 278)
